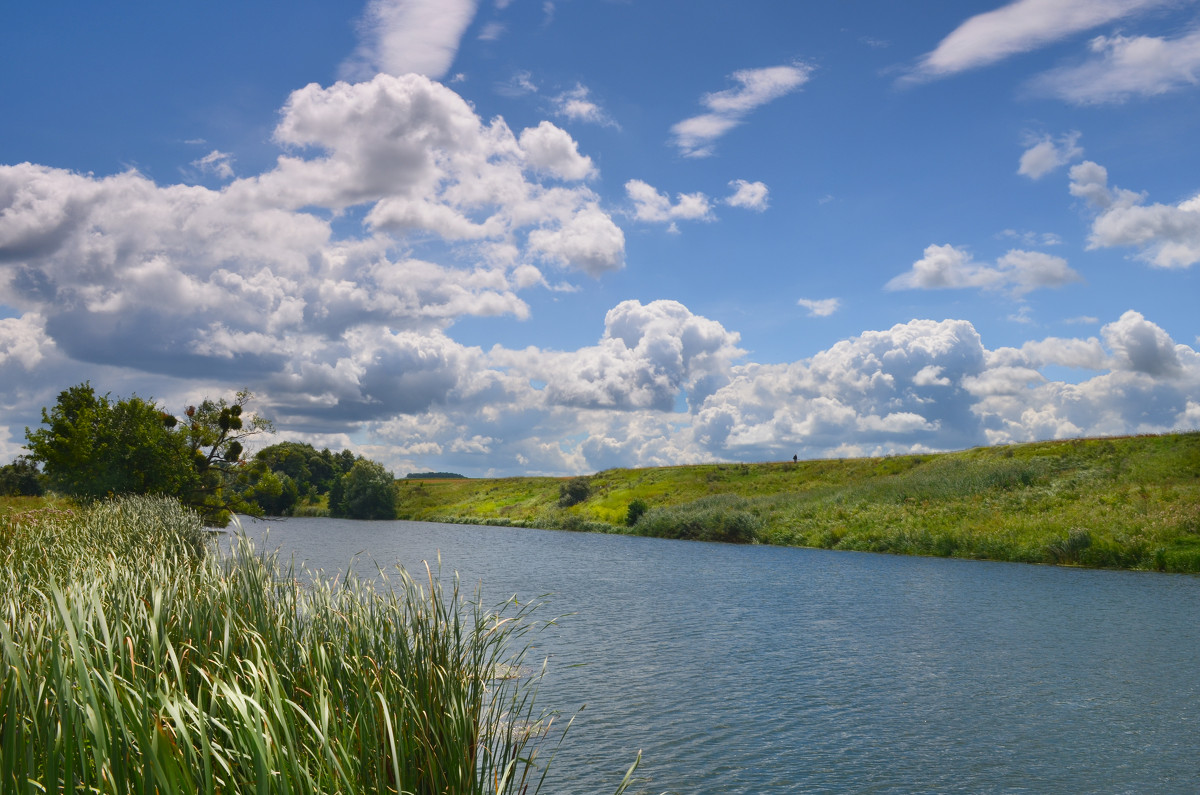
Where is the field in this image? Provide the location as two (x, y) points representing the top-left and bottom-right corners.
(396, 432), (1200, 573)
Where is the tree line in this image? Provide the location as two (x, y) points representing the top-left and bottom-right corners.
(5, 383), (398, 524)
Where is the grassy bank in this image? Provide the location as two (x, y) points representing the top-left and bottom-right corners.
(396, 432), (1200, 573)
(0, 495), (591, 794)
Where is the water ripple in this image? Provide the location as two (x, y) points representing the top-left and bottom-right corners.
(237, 518), (1200, 794)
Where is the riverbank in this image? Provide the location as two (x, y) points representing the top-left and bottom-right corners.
(0, 495), (562, 793)
(396, 432), (1200, 573)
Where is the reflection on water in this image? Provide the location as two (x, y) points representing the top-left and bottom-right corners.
(233, 517), (1200, 794)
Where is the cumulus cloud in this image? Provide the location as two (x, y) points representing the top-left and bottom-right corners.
(1070, 160), (1200, 267)
(671, 64), (812, 157)
(693, 318), (989, 458)
(886, 244), (1082, 296)
(303, 309), (1200, 471)
(0, 313), (54, 370)
(342, 0), (478, 80)
(518, 121), (596, 180)
(0, 73), (631, 441)
(725, 179), (769, 211)
(797, 298), (840, 318)
(625, 180), (714, 225)
(905, 0), (1175, 82)
(1103, 309), (1184, 376)
(1018, 131), (1083, 179)
(495, 299), (745, 413)
(1030, 27), (1200, 104)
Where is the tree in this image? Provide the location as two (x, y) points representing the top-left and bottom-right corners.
(25, 384), (188, 501)
(240, 466), (299, 516)
(170, 390), (274, 524)
(25, 383), (273, 526)
(0, 456), (45, 496)
(332, 459), (397, 520)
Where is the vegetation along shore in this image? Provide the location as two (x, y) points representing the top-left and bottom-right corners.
(0, 494), (647, 793)
(394, 432), (1200, 574)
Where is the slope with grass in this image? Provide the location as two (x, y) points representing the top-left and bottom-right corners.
(396, 433), (1200, 572)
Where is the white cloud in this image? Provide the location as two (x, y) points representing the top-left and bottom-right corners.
(1018, 131), (1083, 179)
(494, 299), (745, 413)
(527, 204), (626, 276)
(725, 180), (769, 211)
(191, 150), (236, 180)
(496, 70), (538, 96)
(1031, 27), (1200, 104)
(886, 244), (1082, 296)
(518, 121), (596, 180)
(1070, 160), (1200, 267)
(342, 0), (478, 80)
(478, 21), (505, 41)
(671, 64), (812, 158)
(553, 84), (616, 127)
(1000, 229), (1065, 246)
(1103, 309), (1184, 376)
(0, 73), (631, 443)
(797, 298), (841, 318)
(906, 0), (1175, 81)
(625, 180), (714, 224)
(0, 313), (54, 370)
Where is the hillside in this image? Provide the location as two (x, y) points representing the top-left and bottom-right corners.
(396, 432), (1200, 573)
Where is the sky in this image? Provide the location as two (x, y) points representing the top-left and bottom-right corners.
(2, 0), (1199, 477)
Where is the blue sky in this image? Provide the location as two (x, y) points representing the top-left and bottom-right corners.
(2, 0), (1199, 476)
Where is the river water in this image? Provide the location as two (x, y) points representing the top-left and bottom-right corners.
(232, 517), (1200, 794)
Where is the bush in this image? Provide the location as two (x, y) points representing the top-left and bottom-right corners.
(558, 476), (591, 507)
(1045, 528), (1093, 565)
(633, 495), (761, 544)
(625, 498), (648, 526)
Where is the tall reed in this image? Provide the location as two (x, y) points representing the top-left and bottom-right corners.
(1, 495), (570, 794)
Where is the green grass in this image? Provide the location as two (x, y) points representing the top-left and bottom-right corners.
(1, 494), (625, 794)
(396, 432), (1200, 572)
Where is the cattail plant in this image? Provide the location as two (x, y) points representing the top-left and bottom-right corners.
(0, 494), (588, 794)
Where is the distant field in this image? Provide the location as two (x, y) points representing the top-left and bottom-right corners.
(396, 432), (1200, 573)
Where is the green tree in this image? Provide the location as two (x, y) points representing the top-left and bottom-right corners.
(240, 466), (299, 516)
(25, 384), (188, 501)
(0, 456), (45, 496)
(25, 383), (272, 526)
(171, 390), (274, 524)
(333, 459), (397, 520)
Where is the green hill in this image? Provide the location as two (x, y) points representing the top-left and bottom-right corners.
(397, 432), (1200, 573)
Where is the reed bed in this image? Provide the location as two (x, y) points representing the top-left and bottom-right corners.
(0, 495), (572, 794)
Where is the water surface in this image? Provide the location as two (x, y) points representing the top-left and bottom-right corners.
(233, 517), (1200, 794)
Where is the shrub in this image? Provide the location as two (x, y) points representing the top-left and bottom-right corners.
(634, 495), (761, 544)
(559, 476), (591, 507)
(625, 498), (648, 526)
(1045, 528), (1093, 565)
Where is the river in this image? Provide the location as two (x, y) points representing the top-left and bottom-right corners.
(232, 516), (1200, 794)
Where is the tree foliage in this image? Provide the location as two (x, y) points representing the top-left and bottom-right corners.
(0, 456), (45, 497)
(558, 476), (591, 507)
(331, 459), (398, 520)
(24, 383), (273, 526)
